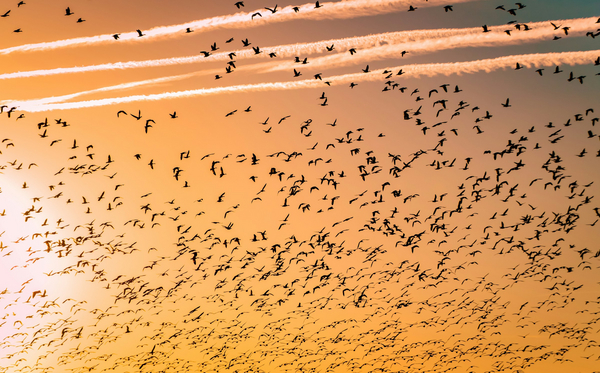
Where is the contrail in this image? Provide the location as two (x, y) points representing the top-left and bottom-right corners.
(0, 0), (479, 55)
(7, 50), (598, 113)
(0, 27), (470, 80)
(1, 16), (596, 81)
(262, 16), (600, 73)
(229, 16), (600, 74)
(2, 74), (199, 107)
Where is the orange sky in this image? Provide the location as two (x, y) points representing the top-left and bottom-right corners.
(1, 1), (600, 372)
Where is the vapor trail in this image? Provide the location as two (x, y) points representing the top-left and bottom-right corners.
(4, 74), (198, 107)
(7, 50), (598, 113)
(0, 0), (478, 55)
(263, 16), (600, 73)
(1, 16), (596, 81)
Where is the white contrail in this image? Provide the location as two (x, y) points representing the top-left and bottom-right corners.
(0, 0), (479, 55)
(1, 16), (596, 81)
(3, 74), (199, 107)
(262, 16), (600, 73)
(0, 27), (463, 80)
(7, 50), (598, 113)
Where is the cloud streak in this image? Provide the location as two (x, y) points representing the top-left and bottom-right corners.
(2, 74), (198, 107)
(1, 16), (596, 81)
(0, 0), (478, 55)
(7, 50), (598, 113)
(262, 16), (600, 73)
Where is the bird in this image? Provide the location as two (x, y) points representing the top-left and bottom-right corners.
(144, 119), (155, 133)
(234, 1), (244, 8)
(65, 7), (73, 16)
(265, 5), (278, 13)
(136, 29), (145, 37)
(2, 4), (600, 372)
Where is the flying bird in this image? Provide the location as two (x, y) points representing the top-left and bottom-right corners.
(265, 5), (278, 13)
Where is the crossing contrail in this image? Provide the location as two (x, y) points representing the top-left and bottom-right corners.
(1, 74), (199, 107)
(261, 16), (600, 73)
(6, 50), (598, 113)
(0, 16), (595, 81)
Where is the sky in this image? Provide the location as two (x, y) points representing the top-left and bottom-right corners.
(0, 0), (600, 372)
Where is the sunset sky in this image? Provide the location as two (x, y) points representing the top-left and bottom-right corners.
(1, 1), (600, 372)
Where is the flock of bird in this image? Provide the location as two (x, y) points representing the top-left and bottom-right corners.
(1, 1), (600, 373)
(3, 4), (86, 32)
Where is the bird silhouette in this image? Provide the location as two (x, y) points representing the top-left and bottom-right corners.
(2, 4), (600, 373)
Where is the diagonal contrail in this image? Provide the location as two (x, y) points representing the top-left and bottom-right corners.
(0, 0), (479, 55)
(6, 50), (598, 113)
(1, 16), (596, 81)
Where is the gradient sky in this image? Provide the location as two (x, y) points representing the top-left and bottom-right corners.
(1, 1), (600, 372)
